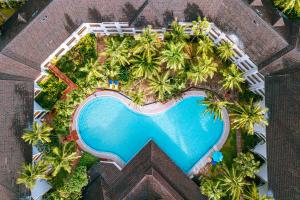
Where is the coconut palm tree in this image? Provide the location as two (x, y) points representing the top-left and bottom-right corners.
(188, 63), (208, 85)
(274, 0), (300, 14)
(197, 35), (215, 55)
(219, 166), (248, 200)
(201, 97), (231, 120)
(244, 184), (268, 200)
(130, 88), (145, 106)
(217, 42), (234, 61)
(130, 55), (160, 79)
(200, 178), (225, 200)
(17, 163), (48, 189)
(148, 72), (173, 101)
(198, 54), (218, 79)
(164, 21), (189, 43)
(230, 98), (268, 135)
(79, 59), (103, 82)
(160, 42), (189, 71)
(22, 121), (53, 145)
(191, 17), (211, 37)
(46, 142), (80, 177)
(220, 64), (245, 92)
(101, 37), (130, 66)
(134, 26), (161, 62)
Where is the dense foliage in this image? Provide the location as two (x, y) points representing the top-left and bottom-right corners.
(19, 17), (269, 199)
(274, 0), (300, 18)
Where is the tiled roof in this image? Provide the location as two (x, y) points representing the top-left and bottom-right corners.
(266, 67), (300, 200)
(84, 141), (207, 200)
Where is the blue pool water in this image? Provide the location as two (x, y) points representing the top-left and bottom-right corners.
(77, 96), (224, 173)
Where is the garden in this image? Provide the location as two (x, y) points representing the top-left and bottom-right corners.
(18, 17), (269, 200)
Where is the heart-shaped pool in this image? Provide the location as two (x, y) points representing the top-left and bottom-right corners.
(74, 91), (229, 174)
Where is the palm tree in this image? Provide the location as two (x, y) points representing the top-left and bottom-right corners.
(191, 17), (211, 37)
(130, 88), (145, 106)
(148, 72), (173, 101)
(201, 97), (231, 120)
(17, 163), (48, 189)
(101, 37), (130, 66)
(274, 0), (300, 14)
(46, 142), (80, 177)
(198, 54), (218, 79)
(217, 42), (234, 61)
(188, 63), (208, 85)
(130, 55), (161, 79)
(200, 178), (225, 200)
(197, 35), (215, 55)
(244, 184), (268, 200)
(220, 64), (245, 92)
(22, 121), (53, 145)
(160, 42), (188, 71)
(233, 152), (260, 178)
(134, 26), (161, 62)
(219, 166), (248, 200)
(79, 59), (103, 82)
(165, 21), (189, 43)
(230, 98), (268, 135)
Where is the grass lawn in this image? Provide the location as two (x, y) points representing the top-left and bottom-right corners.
(221, 130), (237, 167)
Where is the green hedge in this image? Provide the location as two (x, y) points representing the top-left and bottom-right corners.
(35, 74), (67, 110)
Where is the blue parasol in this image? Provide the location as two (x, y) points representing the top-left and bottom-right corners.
(212, 151), (223, 163)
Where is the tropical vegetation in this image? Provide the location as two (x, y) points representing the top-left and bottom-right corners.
(273, 0), (300, 18)
(19, 17), (269, 199)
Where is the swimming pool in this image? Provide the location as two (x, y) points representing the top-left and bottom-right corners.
(75, 91), (229, 174)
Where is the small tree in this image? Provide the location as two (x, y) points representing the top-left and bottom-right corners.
(22, 121), (53, 145)
(233, 152), (260, 178)
(17, 163), (48, 189)
(148, 72), (173, 101)
(217, 42), (234, 61)
(220, 63), (245, 92)
(274, 0), (300, 15)
(200, 178), (225, 200)
(243, 184), (268, 200)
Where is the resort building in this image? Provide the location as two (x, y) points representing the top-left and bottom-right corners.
(0, 0), (299, 199)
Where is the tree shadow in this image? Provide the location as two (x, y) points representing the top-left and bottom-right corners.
(184, 3), (203, 22)
(163, 10), (174, 27)
(87, 7), (114, 22)
(133, 15), (152, 28)
(64, 13), (78, 34)
(122, 2), (138, 23)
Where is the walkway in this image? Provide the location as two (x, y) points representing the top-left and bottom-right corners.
(48, 65), (78, 98)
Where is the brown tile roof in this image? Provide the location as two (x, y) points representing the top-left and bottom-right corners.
(0, 79), (33, 198)
(84, 141), (207, 200)
(265, 67), (300, 200)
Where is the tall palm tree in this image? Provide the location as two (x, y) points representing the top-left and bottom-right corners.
(274, 0), (300, 14)
(230, 98), (268, 135)
(201, 97), (231, 120)
(130, 55), (160, 79)
(165, 21), (189, 43)
(219, 166), (248, 200)
(101, 37), (130, 66)
(134, 26), (161, 62)
(220, 64), (245, 92)
(160, 42), (188, 71)
(243, 184), (268, 200)
(17, 163), (48, 189)
(217, 42), (234, 61)
(200, 179), (225, 200)
(188, 63), (208, 85)
(46, 142), (80, 177)
(148, 72), (173, 101)
(22, 121), (53, 145)
(197, 35), (215, 55)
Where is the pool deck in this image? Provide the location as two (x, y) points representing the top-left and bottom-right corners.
(71, 90), (230, 176)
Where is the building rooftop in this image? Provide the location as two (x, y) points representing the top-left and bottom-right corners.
(266, 66), (300, 200)
(84, 141), (206, 200)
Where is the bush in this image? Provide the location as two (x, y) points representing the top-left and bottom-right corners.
(35, 74), (67, 110)
(78, 152), (99, 169)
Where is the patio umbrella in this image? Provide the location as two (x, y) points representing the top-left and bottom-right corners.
(212, 151), (223, 163)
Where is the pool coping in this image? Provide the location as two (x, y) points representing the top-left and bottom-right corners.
(72, 90), (230, 176)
